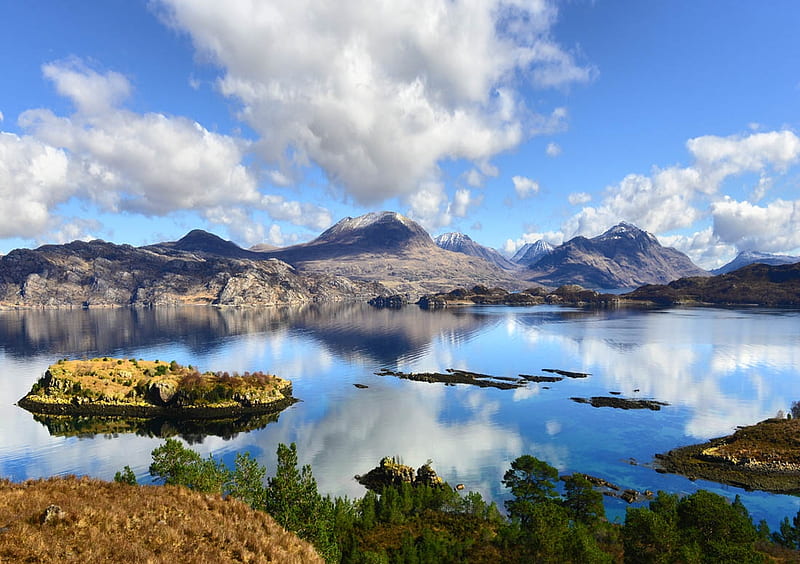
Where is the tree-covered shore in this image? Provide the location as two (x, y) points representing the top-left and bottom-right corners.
(108, 441), (800, 562)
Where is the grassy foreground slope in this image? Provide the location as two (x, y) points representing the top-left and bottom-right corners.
(0, 476), (322, 563)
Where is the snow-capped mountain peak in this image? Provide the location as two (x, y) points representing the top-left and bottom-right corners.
(512, 240), (555, 266)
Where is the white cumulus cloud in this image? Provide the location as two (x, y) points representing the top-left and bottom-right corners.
(559, 130), (800, 265)
(0, 132), (73, 238)
(512, 175), (540, 199)
(711, 198), (800, 253)
(567, 192), (591, 205)
(4, 59), (333, 243)
(545, 141), (562, 157)
(154, 0), (594, 206)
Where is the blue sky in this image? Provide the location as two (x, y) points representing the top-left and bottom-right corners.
(1, 0), (799, 268)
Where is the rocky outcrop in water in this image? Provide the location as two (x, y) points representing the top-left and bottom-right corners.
(416, 284), (620, 309)
(355, 457), (445, 492)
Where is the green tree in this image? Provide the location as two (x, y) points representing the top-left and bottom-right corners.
(113, 465), (137, 486)
(148, 438), (229, 493)
(676, 491), (762, 563)
(265, 442), (339, 562)
(563, 473), (605, 524)
(623, 506), (678, 563)
(772, 509), (800, 549)
(227, 451), (268, 510)
(501, 455), (560, 527)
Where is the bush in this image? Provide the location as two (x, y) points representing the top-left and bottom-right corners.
(114, 465), (137, 486)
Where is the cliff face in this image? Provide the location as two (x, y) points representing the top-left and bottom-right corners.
(0, 239), (384, 308)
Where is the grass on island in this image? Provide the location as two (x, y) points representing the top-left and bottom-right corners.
(700, 417), (800, 466)
(25, 357), (292, 409)
(0, 476), (322, 563)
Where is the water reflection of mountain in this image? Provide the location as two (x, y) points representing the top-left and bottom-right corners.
(290, 306), (498, 365)
(30, 411), (284, 444)
(0, 303), (497, 366)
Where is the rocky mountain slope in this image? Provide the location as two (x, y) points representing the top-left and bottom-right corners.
(511, 240), (555, 266)
(711, 250), (800, 275)
(0, 239), (383, 308)
(434, 232), (517, 270)
(262, 212), (522, 295)
(526, 222), (707, 289)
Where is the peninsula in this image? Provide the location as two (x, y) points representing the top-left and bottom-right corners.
(17, 358), (296, 418)
(655, 416), (800, 494)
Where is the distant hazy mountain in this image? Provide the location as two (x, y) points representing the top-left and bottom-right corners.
(434, 232), (517, 270)
(146, 229), (259, 259)
(263, 211), (521, 295)
(526, 222), (707, 289)
(711, 250), (800, 275)
(511, 240), (555, 266)
(250, 243), (280, 253)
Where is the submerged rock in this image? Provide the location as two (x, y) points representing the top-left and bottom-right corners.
(571, 396), (668, 411)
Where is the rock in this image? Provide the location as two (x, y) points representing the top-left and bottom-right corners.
(415, 463), (444, 488)
(368, 295), (408, 308)
(148, 381), (178, 405)
(40, 504), (66, 525)
(356, 457), (445, 492)
(570, 396), (668, 410)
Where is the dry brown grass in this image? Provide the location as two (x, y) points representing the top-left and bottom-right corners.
(0, 476), (323, 563)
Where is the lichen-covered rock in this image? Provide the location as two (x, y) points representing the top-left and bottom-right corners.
(40, 504), (66, 525)
(148, 381), (178, 405)
(355, 457), (445, 491)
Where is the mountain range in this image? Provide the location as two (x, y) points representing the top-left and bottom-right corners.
(711, 250), (800, 275)
(522, 223), (708, 288)
(2, 210), (794, 308)
(434, 232), (516, 270)
(511, 240), (555, 266)
(257, 212), (522, 295)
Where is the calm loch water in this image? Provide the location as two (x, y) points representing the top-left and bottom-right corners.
(1, 303), (799, 526)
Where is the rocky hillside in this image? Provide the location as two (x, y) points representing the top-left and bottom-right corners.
(0, 239), (383, 308)
(711, 250), (800, 275)
(434, 232), (517, 270)
(262, 212), (522, 295)
(526, 222), (707, 289)
(625, 261), (800, 306)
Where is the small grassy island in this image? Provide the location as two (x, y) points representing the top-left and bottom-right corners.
(17, 358), (296, 419)
(656, 416), (800, 494)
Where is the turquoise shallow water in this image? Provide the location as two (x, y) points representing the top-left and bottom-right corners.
(1, 303), (799, 526)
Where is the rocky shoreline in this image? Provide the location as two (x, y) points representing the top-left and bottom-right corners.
(17, 395), (297, 419)
(655, 417), (800, 493)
